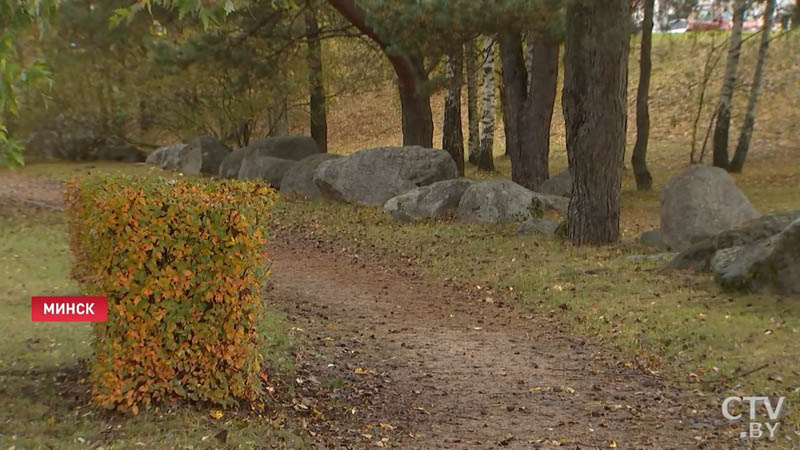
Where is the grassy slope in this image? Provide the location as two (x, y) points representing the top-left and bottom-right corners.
(0, 164), (306, 449)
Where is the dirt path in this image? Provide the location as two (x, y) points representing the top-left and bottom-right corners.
(0, 173), (64, 210)
(267, 235), (734, 449)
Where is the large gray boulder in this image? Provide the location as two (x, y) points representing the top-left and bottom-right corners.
(159, 144), (186, 170)
(280, 153), (342, 197)
(238, 156), (297, 187)
(93, 139), (147, 163)
(540, 169), (572, 198)
(457, 180), (568, 224)
(711, 218), (800, 294)
(24, 115), (98, 161)
(177, 136), (231, 176)
(218, 148), (248, 179)
(660, 165), (760, 251)
(671, 210), (800, 271)
(384, 179), (474, 222)
(247, 136), (320, 161)
(24, 130), (61, 161)
(313, 146), (458, 206)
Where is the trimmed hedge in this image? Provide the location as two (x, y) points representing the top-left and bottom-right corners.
(65, 176), (277, 413)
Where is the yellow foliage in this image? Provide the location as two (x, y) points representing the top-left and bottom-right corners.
(65, 176), (278, 412)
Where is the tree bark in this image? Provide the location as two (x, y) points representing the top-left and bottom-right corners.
(632, 0), (655, 191)
(466, 39), (480, 165)
(794, 0), (800, 29)
(305, 2), (328, 152)
(562, 0), (629, 245)
(477, 36), (496, 172)
(499, 32), (558, 191)
(326, 0), (433, 148)
(712, 0), (746, 170)
(442, 50), (465, 175)
(731, 0), (776, 173)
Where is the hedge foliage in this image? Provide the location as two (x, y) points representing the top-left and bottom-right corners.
(65, 176), (277, 413)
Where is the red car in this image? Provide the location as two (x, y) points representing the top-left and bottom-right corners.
(687, 9), (733, 31)
(742, 11), (762, 31)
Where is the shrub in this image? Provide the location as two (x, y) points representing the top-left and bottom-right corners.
(65, 176), (277, 413)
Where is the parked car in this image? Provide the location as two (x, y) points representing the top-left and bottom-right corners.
(687, 9), (732, 31)
(667, 18), (689, 33)
(742, 11), (762, 31)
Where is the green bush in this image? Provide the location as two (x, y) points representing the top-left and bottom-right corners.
(65, 176), (277, 413)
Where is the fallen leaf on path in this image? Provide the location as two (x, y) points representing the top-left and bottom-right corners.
(210, 409), (223, 420)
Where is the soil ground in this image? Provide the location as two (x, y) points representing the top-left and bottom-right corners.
(266, 233), (735, 449)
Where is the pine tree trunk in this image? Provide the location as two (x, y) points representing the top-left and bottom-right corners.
(632, 0), (655, 191)
(712, 0), (746, 170)
(442, 50), (465, 175)
(563, 0), (629, 245)
(477, 36), (496, 172)
(500, 32), (558, 191)
(305, 3), (328, 152)
(731, 0), (776, 173)
(326, 0), (433, 148)
(794, 0), (800, 29)
(396, 52), (434, 148)
(466, 39), (480, 165)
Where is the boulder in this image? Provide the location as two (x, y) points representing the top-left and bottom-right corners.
(238, 156), (297, 187)
(24, 130), (61, 161)
(145, 147), (166, 166)
(92, 140), (147, 163)
(540, 169), (572, 198)
(711, 218), (800, 294)
(313, 146), (458, 206)
(246, 136), (320, 161)
(457, 180), (568, 224)
(218, 148), (248, 179)
(671, 210), (800, 271)
(161, 144), (186, 170)
(660, 165), (760, 251)
(517, 217), (559, 236)
(177, 136), (231, 176)
(384, 179), (474, 222)
(24, 115), (99, 161)
(639, 230), (665, 249)
(280, 153), (342, 197)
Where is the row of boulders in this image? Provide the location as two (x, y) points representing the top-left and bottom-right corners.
(148, 138), (572, 232)
(147, 135), (336, 198)
(384, 178), (568, 227)
(145, 138), (797, 294)
(25, 115), (147, 163)
(636, 164), (798, 295)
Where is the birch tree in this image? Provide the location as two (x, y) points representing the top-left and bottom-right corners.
(477, 35), (495, 172)
(712, 0), (747, 169)
(466, 38), (480, 165)
(731, 0), (777, 173)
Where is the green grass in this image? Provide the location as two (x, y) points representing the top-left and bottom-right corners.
(0, 204), (306, 449)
